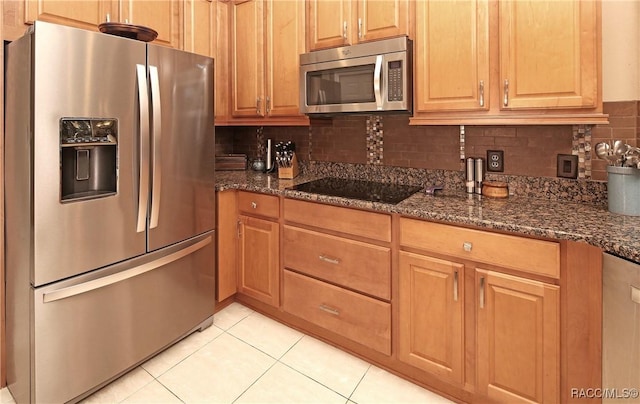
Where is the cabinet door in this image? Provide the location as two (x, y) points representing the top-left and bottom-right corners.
(414, 0), (489, 112)
(499, 0), (598, 109)
(184, 0), (214, 57)
(306, 0), (352, 51)
(237, 215), (280, 307)
(214, 0), (231, 123)
(265, 0), (306, 117)
(231, 0), (265, 117)
(476, 268), (559, 403)
(25, 0), (116, 30)
(357, 0), (408, 43)
(120, 0), (181, 48)
(398, 252), (464, 385)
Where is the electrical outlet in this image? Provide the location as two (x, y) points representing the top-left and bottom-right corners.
(487, 150), (504, 172)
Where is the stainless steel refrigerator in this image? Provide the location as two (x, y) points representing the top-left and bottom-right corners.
(4, 21), (216, 403)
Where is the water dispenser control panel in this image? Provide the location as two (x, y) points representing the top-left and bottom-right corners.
(60, 118), (118, 145)
(60, 118), (118, 202)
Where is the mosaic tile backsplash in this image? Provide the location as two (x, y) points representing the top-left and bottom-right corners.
(222, 102), (640, 206)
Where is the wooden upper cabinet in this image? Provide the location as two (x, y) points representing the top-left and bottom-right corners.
(266, 0), (306, 117)
(411, 0), (605, 125)
(306, 0), (352, 50)
(230, 0), (307, 124)
(357, 0), (408, 43)
(120, 0), (181, 49)
(414, 0), (489, 112)
(183, 0), (214, 57)
(214, 0), (231, 124)
(24, 0), (115, 31)
(476, 268), (559, 403)
(499, 0), (598, 110)
(306, 0), (409, 51)
(230, 0), (264, 118)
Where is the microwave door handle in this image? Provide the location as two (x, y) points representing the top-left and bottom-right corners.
(135, 64), (150, 233)
(374, 55), (383, 110)
(149, 65), (162, 229)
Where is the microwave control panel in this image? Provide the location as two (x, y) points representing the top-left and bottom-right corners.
(388, 60), (403, 101)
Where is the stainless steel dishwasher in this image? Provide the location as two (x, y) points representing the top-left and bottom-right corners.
(603, 252), (640, 403)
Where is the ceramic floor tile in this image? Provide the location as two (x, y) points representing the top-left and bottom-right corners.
(81, 367), (154, 404)
(0, 388), (15, 404)
(213, 302), (254, 330)
(228, 311), (304, 359)
(158, 332), (275, 403)
(142, 323), (224, 377)
(235, 362), (347, 404)
(349, 366), (454, 404)
(121, 380), (180, 404)
(280, 335), (370, 397)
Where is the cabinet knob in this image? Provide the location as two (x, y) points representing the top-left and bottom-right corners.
(251, 202), (257, 209)
(463, 242), (473, 252)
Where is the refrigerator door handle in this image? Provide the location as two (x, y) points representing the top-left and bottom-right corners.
(42, 236), (212, 303)
(136, 64), (150, 233)
(149, 65), (162, 229)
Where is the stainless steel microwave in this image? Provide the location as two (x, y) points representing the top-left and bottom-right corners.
(299, 36), (412, 115)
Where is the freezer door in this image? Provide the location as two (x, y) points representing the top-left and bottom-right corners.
(147, 45), (215, 252)
(28, 22), (147, 286)
(31, 232), (215, 404)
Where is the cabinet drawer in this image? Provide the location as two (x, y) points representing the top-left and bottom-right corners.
(283, 270), (391, 355)
(400, 218), (560, 279)
(238, 191), (279, 219)
(284, 198), (391, 242)
(284, 226), (391, 300)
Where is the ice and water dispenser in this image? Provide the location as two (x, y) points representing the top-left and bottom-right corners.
(60, 118), (118, 202)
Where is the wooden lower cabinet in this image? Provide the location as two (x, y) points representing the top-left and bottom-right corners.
(237, 214), (279, 307)
(216, 190), (238, 302)
(476, 268), (559, 403)
(283, 270), (391, 355)
(398, 252), (465, 386)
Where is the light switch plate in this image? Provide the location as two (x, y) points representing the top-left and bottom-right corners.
(557, 154), (578, 179)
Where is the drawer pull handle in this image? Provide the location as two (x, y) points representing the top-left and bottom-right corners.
(479, 276), (485, 309)
(318, 304), (340, 316)
(632, 285), (640, 304)
(453, 270), (459, 302)
(463, 242), (473, 252)
(251, 202), (257, 209)
(319, 255), (340, 265)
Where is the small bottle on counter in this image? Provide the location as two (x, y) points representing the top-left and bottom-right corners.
(466, 158), (475, 193)
(475, 158), (484, 194)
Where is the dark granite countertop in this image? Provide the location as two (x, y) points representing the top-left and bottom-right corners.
(216, 170), (640, 263)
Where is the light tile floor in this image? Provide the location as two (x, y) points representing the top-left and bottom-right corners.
(1, 303), (454, 403)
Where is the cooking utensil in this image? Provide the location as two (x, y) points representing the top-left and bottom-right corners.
(595, 142), (611, 160)
(613, 140), (628, 166)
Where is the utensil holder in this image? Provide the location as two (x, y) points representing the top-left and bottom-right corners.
(607, 166), (640, 216)
(278, 153), (299, 179)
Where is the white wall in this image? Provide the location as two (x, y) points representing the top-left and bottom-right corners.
(601, 0), (640, 102)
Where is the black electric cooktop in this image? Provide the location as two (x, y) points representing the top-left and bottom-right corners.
(287, 177), (423, 205)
